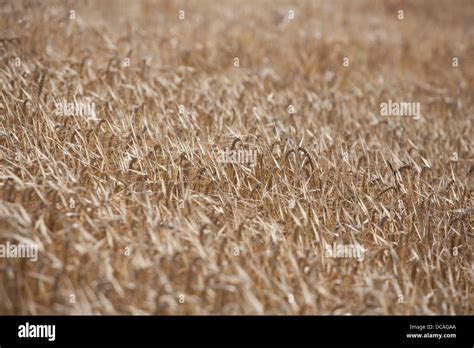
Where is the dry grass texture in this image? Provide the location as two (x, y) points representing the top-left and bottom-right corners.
(0, 0), (473, 315)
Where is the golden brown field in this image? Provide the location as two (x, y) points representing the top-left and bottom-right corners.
(0, 0), (473, 315)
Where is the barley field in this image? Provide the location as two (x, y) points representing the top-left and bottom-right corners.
(0, 0), (473, 315)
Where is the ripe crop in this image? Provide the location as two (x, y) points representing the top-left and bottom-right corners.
(0, 0), (472, 315)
